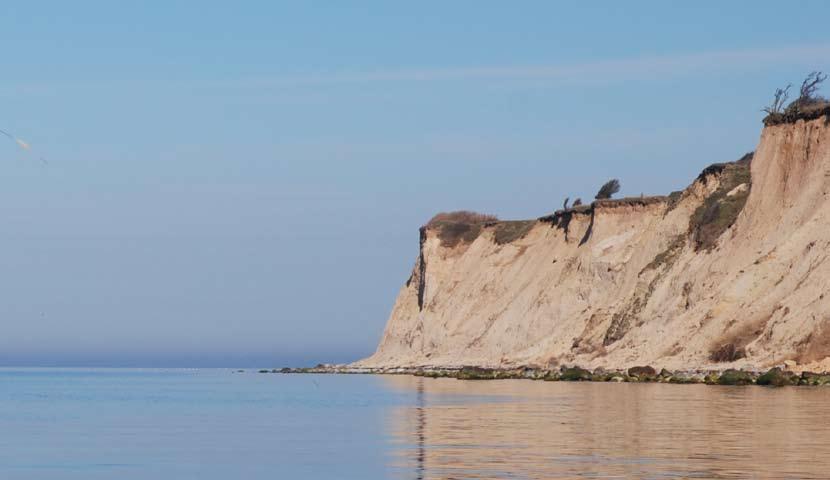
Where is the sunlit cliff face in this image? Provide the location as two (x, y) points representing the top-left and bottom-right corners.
(360, 117), (830, 372)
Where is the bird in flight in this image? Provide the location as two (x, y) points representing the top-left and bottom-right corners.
(1, 128), (47, 164)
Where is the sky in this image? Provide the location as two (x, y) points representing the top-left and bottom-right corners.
(0, 1), (828, 367)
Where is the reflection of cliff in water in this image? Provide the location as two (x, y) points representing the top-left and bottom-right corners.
(414, 378), (425, 480)
(383, 376), (830, 479)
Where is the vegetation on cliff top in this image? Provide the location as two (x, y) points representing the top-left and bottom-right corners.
(425, 211), (536, 247)
(424, 72), (815, 251)
(763, 71), (829, 126)
(424, 210), (536, 248)
(492, 220), (536, 245)
(425, 211), (497, 247)
(426, 211), (498, 226)
(427, 152), (751, 251)
(595, 178), (621, 200)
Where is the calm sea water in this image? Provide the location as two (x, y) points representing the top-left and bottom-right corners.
(2, 369), (830, 479)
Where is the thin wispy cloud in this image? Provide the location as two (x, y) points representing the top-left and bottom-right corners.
(5, 43), (827, 96)
(235, 43), (830, 88)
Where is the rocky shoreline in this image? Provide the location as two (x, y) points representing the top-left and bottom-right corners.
(271, 364), (830, 387)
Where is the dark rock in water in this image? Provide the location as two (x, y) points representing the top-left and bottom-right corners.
(457, 366), (498, 380)
(591, 367), (627, 382)
(543, 371), (561, 381)
(658, 368), (673, 379)
(258, 369), (270, 373)
(668, 373), (701, 384)
(559, 366), (592, 381)
(717, 369), (755, 385)
(799, 371), (830, 386)
(591, 370), (615, 382)
(757, 367), (798, 386)
(627, 365), (657, 380)
(520, 367), (547, 380)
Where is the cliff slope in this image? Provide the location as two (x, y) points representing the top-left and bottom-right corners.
(358, 117), (830, 371)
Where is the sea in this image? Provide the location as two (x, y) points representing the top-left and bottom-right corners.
(1, 368), (829, 479)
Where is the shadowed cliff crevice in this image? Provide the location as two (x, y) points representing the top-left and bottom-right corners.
(417, 227), (427, 311)
(578, 209), (595, 246)
(539, 206), (591, 243)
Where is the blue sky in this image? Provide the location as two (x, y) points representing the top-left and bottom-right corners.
(1, 1), (828, 366)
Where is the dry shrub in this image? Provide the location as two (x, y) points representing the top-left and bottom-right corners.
(710, 343), (746, 363)
(764, 72), (830, 126)
(709, 312), (771, 363)
(764, 100), (830, 126)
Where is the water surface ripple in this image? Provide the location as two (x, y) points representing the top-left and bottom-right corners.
(2, 369), (829, 479)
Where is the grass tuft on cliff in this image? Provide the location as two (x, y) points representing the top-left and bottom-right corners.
(492, 220), (536, 245)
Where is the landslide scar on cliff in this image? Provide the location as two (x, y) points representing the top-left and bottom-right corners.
(689, 153), (753, 251)
(604, 232), (681, 347)
(640, 235), (686, 275)
(603, 296), (645, 347)
(709, 311), (771, 363)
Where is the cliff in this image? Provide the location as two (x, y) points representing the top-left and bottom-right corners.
(357, 116), (830, 372)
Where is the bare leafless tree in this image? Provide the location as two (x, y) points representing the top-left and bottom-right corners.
(563, 197), (570, 210)
(595, 179), (620, 200)
(763, 84), (791, 114)
(799, 71), (827, 101)
(573, 198), (583, 207)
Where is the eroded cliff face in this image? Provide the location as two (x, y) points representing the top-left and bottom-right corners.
(358, 117), (830, 371)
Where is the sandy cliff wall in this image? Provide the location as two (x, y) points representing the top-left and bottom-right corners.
(358, 117), (830, 371)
